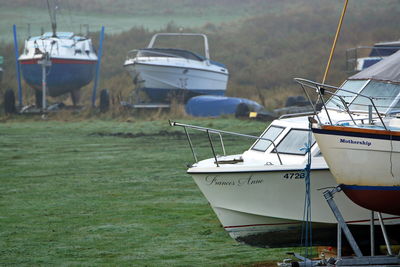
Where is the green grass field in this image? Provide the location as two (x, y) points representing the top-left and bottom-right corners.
(0, 118), (308, 266)
(0, 6), (245, 44)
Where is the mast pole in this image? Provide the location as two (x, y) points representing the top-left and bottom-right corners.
(322, 0), (348, 84)
(13, 24), (23, 107)
(46, 0), (57, 37)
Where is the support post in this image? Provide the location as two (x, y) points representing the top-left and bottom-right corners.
(38, 52), (51, 112)
(13, 24), (23, 107)
(323, 188), (363, 257)
(337, 223), (342, 259)
(368, 105), (373, 125)
(377, 212), (393, 255)
(206, 130), (219, 167)
(370, 211), (375, 256)
(92, 26), (105, 107)
(183, 127), (198, 163)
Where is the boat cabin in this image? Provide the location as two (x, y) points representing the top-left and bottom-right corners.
(242, 115), (322, 166)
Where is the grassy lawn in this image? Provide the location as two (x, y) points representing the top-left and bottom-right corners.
(0, 6), (244, 44)
(0, 118), (304, 266)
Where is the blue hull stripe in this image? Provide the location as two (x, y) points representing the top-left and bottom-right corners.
(312, 128), (400, 141)
(341, 184), (400, 191)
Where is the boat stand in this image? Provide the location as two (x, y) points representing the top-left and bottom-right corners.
(324, 186), (400, 267)
(278, 186), (400, 267)
(38, 52), (52, 113)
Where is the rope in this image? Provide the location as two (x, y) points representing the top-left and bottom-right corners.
(300, 122), (313, 259)
(390, 133), (395, 179)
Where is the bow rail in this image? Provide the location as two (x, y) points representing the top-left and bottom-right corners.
(169, 120), (283, 167)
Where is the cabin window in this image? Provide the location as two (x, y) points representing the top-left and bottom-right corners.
(273, 129), (315, 155)
(349, 81), (400, 113)
(326, 80), (368, 110)
(390, 98), (400, 113)
(252, 126), (284, 152)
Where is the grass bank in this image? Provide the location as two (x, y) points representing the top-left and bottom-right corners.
(0, 118), (308, 266)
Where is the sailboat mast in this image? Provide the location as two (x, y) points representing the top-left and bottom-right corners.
(46, 0), (57, 37)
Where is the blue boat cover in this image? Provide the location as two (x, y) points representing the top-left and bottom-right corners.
(185, 95), (263, 117)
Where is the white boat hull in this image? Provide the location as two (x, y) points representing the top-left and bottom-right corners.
(189, 164), (400, 247)
(124, 60), (228, 102)
(312, 126), (400, 186)
(312, 125), (400, 216)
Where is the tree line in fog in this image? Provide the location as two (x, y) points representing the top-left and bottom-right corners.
(1, 0), (400, 109)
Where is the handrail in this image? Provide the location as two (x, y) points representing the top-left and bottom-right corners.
(294, 78), (388, 130)
(147, 33), (210, 63)
(347, 46), (400, 59)
(278, 111), (316, 120)
(169, 120), (283, 166)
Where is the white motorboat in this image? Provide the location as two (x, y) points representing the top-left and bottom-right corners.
(124, 33), (229, 103)
(299, 51), (400, 217)
(170, 112), (400, 247)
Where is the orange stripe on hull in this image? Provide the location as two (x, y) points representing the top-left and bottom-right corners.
(321, 125), (400, 137)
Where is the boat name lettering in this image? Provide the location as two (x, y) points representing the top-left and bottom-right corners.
(339, 138), (371, 146)
(283, 172), (305, 179)
(204, 175), (263, 186)
(238, 175), (263, 186)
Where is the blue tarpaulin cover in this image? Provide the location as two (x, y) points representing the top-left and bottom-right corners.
(185, 95), (263, 117)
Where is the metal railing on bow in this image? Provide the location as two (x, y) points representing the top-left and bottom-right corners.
(294, 78), (388, 130)
(169, 120), (283, 167)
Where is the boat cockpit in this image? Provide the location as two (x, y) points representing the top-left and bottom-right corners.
(241, 116), (321, 166)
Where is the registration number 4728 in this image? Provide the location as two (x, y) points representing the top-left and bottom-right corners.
(283, 172), (305, 179)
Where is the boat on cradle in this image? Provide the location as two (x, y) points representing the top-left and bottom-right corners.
(18, 0), (98, 106)
(170, 110), (400, 247)
(19, 31), (98, 105)
(302, 51), (400, 217)
(346, 40), (400, 72)
(124, 33), (229, 103)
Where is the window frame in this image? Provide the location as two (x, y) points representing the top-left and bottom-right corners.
(325, 79), (369, 112)
(348, 80), (400, 114)
(251, 125), (285, 152)
(271, 128), (316, 156)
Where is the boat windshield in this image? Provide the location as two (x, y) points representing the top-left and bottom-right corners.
(326, 80), (368, 110)
(252, 126), (284, 152)
(137, 48), (204, 61)
(273, 129), (315, 155)
(349, 80), (400, 113)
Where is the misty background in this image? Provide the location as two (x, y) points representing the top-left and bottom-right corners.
(1, 0), (399, 109)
